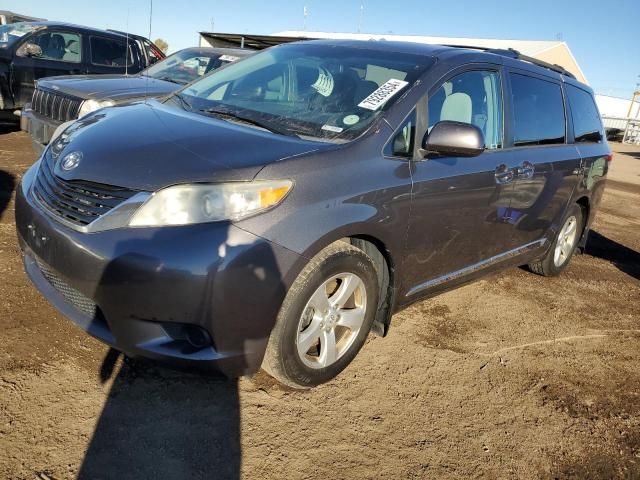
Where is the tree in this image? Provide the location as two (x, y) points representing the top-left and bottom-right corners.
(154, 38), (168, 53)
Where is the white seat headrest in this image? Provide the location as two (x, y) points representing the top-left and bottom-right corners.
(440, 92), (472, 124)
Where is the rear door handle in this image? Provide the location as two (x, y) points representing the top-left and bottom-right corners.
(515, 161), (535, 180)
(494, 164), (514, 185)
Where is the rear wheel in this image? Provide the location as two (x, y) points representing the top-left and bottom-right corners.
(529, 204), (584, 277)
(262, 242), (379, 388)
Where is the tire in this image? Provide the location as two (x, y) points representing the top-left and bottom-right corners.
(262, 241), (379, 389)
(528, 204), (584, 277)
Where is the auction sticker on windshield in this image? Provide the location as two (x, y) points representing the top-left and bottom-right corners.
(321, 124), (343, 133)
(357, 79), (409, 111)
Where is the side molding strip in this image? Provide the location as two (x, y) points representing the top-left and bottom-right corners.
(406, 238), (547, 297)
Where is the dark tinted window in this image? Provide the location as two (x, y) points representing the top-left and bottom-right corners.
(510, 74), (565, 146)
(384, 111), (416, 157)
(567, 85), (603, 143)
(90, 36), (132, 67)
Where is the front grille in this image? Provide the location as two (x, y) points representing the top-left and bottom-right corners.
(35, 257), (97, 318)
(31, 87), (83, 122)
(33, 153), (136, 227)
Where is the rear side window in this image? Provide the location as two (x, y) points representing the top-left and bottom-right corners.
(90, 36), (132, 67)
(143, 39), (164, 65)
(566, 85), (603, 143)
(510, 73), (565, 146)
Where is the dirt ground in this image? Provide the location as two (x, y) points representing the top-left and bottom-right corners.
(0, 127), (638, 480)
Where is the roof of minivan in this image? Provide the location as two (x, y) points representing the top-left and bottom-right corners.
(287, 39), (586, 87)
(287, 38), (448, 56)
(200, 32), (589, 85)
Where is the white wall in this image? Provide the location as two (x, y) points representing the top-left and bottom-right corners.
(596, 94), (640, 118)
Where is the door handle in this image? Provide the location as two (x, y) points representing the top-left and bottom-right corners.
(494, 164), (514, 185)
(515, 161), (535, 180)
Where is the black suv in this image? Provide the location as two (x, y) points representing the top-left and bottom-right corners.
(15, 40), (610, 388)
(21, 46), (251, 153)
(0, 22), (164, 120)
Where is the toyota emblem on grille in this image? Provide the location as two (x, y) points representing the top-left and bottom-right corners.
(61, 151), (82, 171)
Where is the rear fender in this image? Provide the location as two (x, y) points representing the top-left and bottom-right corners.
(0, 61), (10, 109)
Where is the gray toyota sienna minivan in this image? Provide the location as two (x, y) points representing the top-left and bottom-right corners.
(15, 40), (610, 388)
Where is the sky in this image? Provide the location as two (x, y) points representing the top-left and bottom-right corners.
(9, 0), (640, 98)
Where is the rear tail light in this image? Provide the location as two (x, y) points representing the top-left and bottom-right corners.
(606, 153), (614, 162)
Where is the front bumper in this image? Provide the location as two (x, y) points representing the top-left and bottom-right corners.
(20, 105), (64, 155)
(16, 163), (303, 376)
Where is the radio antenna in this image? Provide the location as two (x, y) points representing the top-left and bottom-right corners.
(125, 7), (130, 76)
(145, 0), (153, 103)
(303, 6), (308, 31)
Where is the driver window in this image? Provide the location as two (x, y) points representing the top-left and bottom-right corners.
(428, 70), (503, 149)
(29, 31), (82, 63)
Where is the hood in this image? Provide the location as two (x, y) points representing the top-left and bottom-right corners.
(51, 100), (328, 191)
(37, 75), (178, 102)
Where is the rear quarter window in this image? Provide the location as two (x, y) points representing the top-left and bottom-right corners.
(510, 73), (565, 147)
(90, 36), (133, 67)
(566, 84), (603, 143)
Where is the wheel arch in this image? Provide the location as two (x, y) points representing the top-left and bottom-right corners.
(346, 234), (396, 337)
(286, 222), (403, 337)
(575, 195), (591, 251)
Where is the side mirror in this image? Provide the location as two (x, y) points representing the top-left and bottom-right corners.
(17, 43), (43, 58)
(421, 121), (485, 157)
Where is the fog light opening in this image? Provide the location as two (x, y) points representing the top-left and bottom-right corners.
(162, 323), (213, 350)
(185, 325), (213, 349)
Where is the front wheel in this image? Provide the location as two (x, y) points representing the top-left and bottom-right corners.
(528, 204), (584, 277)
(262, 242), (379, 388)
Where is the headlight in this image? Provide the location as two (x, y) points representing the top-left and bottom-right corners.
(129, 180), (293, 227)
(78, 99), (115, 118)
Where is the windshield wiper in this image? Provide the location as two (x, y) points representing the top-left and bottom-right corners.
(173, 92), (192, 111)
(199, 107), (299, 138)
(157, 76), (188, 85)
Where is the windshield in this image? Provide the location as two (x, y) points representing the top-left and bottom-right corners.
(0, 23), (38, 46)
(176, 43), (433, 142)
(144, 49), (245, 85)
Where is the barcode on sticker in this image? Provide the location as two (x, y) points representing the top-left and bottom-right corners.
(219, 54), (240, 62)
(357, 79), (409, 111)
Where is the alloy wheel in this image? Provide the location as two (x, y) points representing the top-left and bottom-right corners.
(296, 273), (367, 369)
(553, 215), (578, 267)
